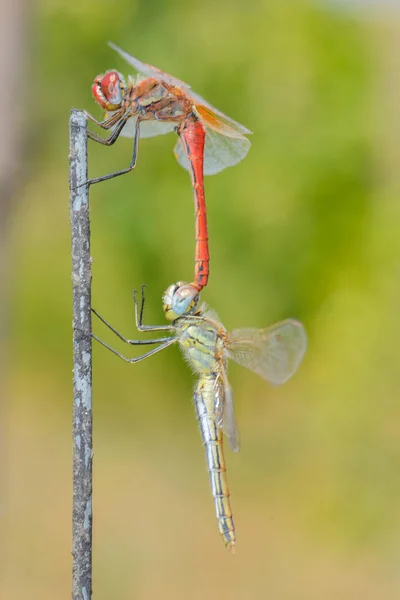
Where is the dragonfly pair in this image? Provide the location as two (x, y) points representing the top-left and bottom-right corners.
(87, 44), (307, 552)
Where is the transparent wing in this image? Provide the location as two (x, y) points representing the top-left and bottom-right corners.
(226, 319), (307, 385)
(109, 42), (252, 137)
(132, 119), (176, 139)
(104, 111), (176, 139)
(174, 126), (251, 176)
(109, 42), (192, 90)
(214, 371), (240, 453)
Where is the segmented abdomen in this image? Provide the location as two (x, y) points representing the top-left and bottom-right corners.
(178, 119), (209, 291)
(194, 376), (235, 551)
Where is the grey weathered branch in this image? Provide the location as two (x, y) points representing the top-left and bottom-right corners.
(69, 110), (93, 600)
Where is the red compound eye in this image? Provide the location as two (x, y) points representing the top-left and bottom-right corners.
(91, 71), (125, 110)
(92, 77), (106, 108)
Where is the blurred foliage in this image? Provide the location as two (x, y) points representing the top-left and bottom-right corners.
(4, 1), (400, 599)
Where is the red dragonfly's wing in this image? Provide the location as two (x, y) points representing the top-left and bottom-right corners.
(109, 42), (252, 137)
(175, 100), (251, 175)
(105, 112), (176, 139)
(226, 319), (307, 386)
(174, 125), (251, 175)
(113, 109), (250, 173)
(123, 117), (176, 139)
(192, 99), (252, 137)
(109, 42), (252, 172)
(109, 42), (192, 90)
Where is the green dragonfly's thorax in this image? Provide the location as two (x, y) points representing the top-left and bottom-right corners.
(174, 309), (227, 375)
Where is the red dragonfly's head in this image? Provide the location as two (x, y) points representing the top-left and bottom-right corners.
(92, 70), (125, 110)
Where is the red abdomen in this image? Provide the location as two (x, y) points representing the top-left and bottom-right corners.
(178, 119), (209, 291)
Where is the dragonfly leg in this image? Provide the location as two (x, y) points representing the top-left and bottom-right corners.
(86, 117), (141, 186)
(86, 113), (129, 147)
(85, 109), (125, 130)
(92, 333), (177, 363)
(92, 308), (173, 343)
(133, 285), (173, 332)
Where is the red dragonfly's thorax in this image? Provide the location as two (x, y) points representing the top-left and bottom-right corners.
(131, 78), (193, 123)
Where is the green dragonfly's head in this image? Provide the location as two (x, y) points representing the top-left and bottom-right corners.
(163, 282), (199, 320)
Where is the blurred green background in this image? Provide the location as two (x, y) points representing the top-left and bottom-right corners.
(3, 1), (400, 598)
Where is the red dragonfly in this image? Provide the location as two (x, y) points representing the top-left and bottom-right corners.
(86, 42), (252, 294)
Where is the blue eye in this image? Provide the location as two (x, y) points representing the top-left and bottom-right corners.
(171, 284), (199, 316)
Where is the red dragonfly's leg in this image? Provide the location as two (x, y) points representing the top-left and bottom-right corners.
(87, 112), (130, 147)
(178, 119), (209, 291)
(85, 108), (125, 131)
(87, 117), (141, 186)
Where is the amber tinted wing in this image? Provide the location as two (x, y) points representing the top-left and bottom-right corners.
(194, 103), (252, 137)
(109, 42), (252, 135)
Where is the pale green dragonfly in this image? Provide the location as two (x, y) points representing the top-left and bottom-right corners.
(92, 282), (307, 552)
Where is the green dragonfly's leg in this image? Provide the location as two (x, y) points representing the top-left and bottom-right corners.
(92, 333), (177, 363)
(91, 308), (173, 343)
(133, 285), (174, 333)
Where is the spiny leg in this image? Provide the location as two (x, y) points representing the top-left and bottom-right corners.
(137, 284), (146, 327)
(92, 302), (176, 360)
(86, 113), (130, 146)
(92, 333), (177, 363)
(92, 308), (172, 344)
(85, 108), (125, 130)
(133, 284), (173, 332)
(87, 117), (141, 186)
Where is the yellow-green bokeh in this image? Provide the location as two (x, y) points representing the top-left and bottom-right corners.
(4, 1), (400, 599)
